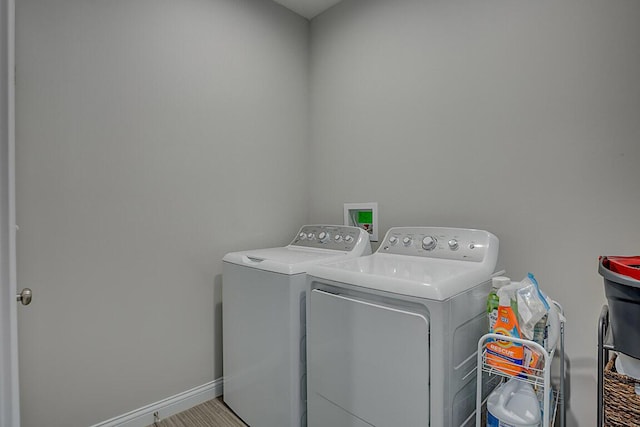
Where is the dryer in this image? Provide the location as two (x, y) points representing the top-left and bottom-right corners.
(306, 227), (500, 427)
(223, 225), (371, 427)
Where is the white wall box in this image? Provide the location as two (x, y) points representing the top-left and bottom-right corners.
(343, 202), (378, 242)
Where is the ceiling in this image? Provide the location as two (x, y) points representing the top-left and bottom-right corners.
(271, 0), (344, 19)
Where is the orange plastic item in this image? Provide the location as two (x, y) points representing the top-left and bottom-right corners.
(601, 256), (640, 281)
(486, 304), (524, 376)
(523, 346), (543, 375)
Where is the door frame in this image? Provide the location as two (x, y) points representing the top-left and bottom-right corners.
(0, 0), (19, 425)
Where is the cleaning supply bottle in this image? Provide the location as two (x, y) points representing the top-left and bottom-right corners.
(487, 378), (541, 427)
(486, 286), (524, 376)
(532, 315), (548, 349)
(488, 276), (511, 333)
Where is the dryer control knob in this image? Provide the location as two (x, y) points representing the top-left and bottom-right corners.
(334, 234), (343, 242)
(402, 236), (413, 246)
(421, 236), (437, 251)
(448, 239), (459, 250)
(307, 233), (315, 240)
(344, 235), (354, 243)
(318, 231), (330, 243)
(389, 236), (398, 245)
(298, 232), (307, 240)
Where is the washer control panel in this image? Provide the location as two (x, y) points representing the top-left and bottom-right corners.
(380, 227), (498, 262)
(291, 225), (364, 252)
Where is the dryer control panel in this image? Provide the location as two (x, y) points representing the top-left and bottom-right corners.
(290, 225), (368, 252)
(379, 227), (498, 263)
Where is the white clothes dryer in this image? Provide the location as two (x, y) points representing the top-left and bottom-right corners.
(223, 225), (371, 427)
(306, 227), (500, 427)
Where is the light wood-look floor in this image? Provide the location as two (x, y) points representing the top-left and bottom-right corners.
(148, 397), (247, 427)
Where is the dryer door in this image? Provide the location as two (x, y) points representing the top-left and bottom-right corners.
(308, 289), (430, 427)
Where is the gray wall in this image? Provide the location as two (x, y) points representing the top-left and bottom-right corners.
(309, 0), (640, 425)
(15, 0), (309, 426)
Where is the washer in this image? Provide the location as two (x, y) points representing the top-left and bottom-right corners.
(306, 227), (500, 427)
(223, 225), (371, 427)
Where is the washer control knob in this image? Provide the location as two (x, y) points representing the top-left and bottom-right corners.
(448, 239), (459, 250)
(389, 236), (398, 245)
(307, 233), (315, 240)
(421, 236), (437, 251)
(318, 231), (329, 243)
(402, 236), (412, 247)
(334, 234), (343, 242)
(298, 232), (307, 240)
(344, 235), (354, 243)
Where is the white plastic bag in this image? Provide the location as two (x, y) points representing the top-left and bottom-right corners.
(516, 273), (549, 340)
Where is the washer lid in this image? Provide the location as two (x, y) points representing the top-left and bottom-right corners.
(307, 253), (496, 300)
(223, 225), (371, 275)
(223, 246), (356, 275)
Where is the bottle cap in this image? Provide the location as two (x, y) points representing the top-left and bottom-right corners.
(498, 291), (511, 306)
(492, 276), (511, 289)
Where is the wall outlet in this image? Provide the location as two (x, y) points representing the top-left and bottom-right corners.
(344, 202), (378, 242)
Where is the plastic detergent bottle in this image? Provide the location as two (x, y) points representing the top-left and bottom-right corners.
(488, 276), (511, 333)
(532, 314), (548, 349)
(487, 378), (541, 427)
(486, 288), (524, 376)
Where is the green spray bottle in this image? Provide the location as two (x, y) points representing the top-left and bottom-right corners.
(487, 276), (511, 333)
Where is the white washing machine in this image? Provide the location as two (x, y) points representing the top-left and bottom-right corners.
(306, 227), (500, 427)
(222, 225), (371, 427)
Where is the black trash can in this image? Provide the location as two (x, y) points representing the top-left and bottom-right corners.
(599, 257), (640, 359)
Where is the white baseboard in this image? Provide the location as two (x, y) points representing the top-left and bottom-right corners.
(89, 378), (223, 427)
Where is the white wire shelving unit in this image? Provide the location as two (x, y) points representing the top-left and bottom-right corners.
(475, 302), (565, 427)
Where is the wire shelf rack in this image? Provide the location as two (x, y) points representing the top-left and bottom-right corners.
(475, 301), (565, 427)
